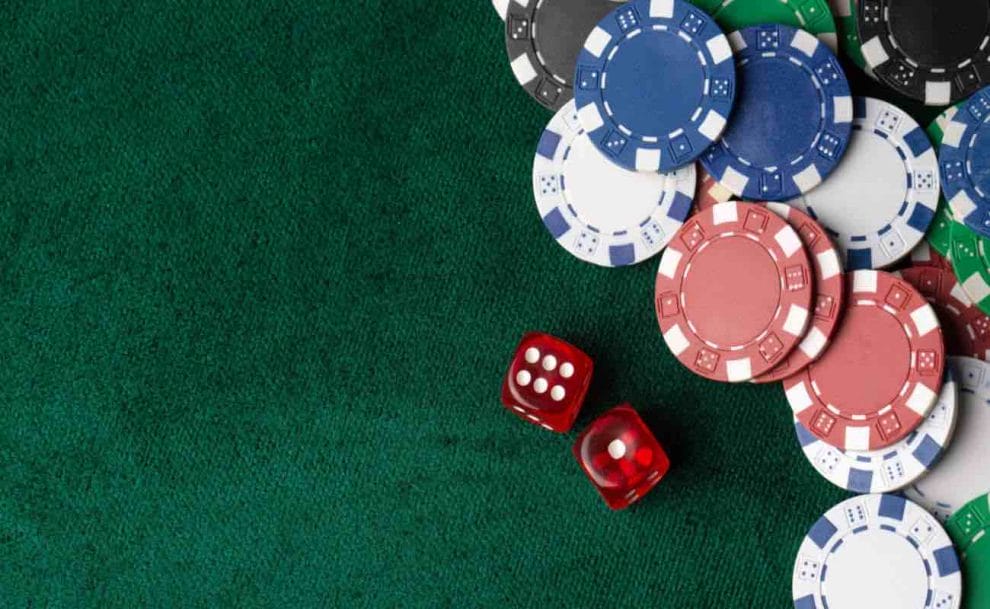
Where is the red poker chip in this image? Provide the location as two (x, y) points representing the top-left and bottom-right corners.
(655, 201), (814, 383)
(692, 165), (733, 214)
(907, 241), (953, 272)
(784, 270), (945, 451)
(899, 266), (990, 361)
(752, 204), (845, 384)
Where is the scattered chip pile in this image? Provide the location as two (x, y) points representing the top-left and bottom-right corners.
(493, 0), (990, 604)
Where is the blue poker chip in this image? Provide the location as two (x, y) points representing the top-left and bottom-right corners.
(572, 0), (736, 173)
(701, 24), (853, 202)
(940, 87), (990, 240)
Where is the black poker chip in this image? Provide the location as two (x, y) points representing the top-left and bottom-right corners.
(856, 0), (990, 105)
(504, 0), (623, 111)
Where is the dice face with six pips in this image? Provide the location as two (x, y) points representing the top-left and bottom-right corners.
(500, 332), (593, 432)
(573, 404), (670, 510)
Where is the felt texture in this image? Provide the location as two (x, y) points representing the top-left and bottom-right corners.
(0, 1), (943, 607)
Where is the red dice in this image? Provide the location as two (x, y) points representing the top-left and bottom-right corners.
(500, 332), (593, 432)
(573, 404), (670, 510)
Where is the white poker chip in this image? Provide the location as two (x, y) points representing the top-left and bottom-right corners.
(793, 370), (958, 494)
(906, 356), (990, 521)
(793, 494), (962, 609)
(492, 0), (509, 20)
(788, 97), (939, 270)
(532, 100), (696, 267)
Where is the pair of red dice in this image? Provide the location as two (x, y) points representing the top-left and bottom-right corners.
(500, 332), (671, 510)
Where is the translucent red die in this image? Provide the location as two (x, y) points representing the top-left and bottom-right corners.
(500, 332), (593, 432)
(573, 404), (670, 510)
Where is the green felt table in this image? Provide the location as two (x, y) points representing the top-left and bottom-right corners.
(0, 2), (945, 607)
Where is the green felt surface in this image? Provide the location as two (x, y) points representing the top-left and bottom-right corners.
(0, 2), (945, 607)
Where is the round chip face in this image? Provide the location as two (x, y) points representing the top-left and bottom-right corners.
(707, 0), (837, 51)
(788, 97), (938, 270)
(857, 0), (990, 106)
(692, 166), (733, 214)
(503, 0), (627, 110)
(784, 270), (945, 451)
(792, 494), (962, 609)
(906, 357), (990, 522)
(573, 0), (736, 172)
(940, 89), (990, 241)
(700, 24), (853, 201)
(533, 101), (696, 266)
(946, 494), (990, 609)
(655, 201), (813, 382)
(899, 267), (990, 360)
(794, 372), (957, 493)
(752, 204), (844, 383)
(950, 218), (990, 317)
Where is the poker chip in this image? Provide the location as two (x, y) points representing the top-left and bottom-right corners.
(830, 0), (873, 78)
(573, 0), (736, 172)
(701, 24), (853, 201)
(926, 203), (956, 264)
(492, 0), (509, 19)
(898, 267), (990, 360)
(784, 270), (945, 451)
(913, 204), (955, 269)
(685, 0), (719, 11)
(933, 101), (958, 134)
(699, 0), (838, 51)
(908, 240), (953, 272)
(793, 372), (957, 494)
(951, 219), (990, 317)
(533, 100), (696, 266)
(788, 97), (938, 270)
(655, 201), (813, 382)
(752, 204), (844, 384)
(946, 494), (990, 609)
(857, 0), (990, 106)
(906, 356), (990, 522)
(941, 88), (990, 241)
(503, 0), (628, 110)
(906, 106), (960, 267)
(692, 166), (733, 214)
(792, 494), (962, 609)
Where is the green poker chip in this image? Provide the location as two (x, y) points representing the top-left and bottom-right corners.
(927, 204), (956, 260)
(927, 104), (951, 143)
(951, 219), (990, 317)
(947, 493), (990, 609)
(690, 0), (838, 51)
(687, 0), (722, 12)
(834, 0), (871, 74)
